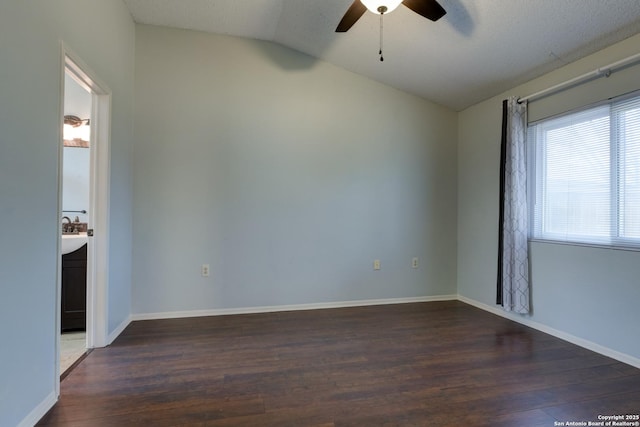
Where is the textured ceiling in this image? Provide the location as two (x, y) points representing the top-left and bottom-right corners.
(123, 0), (640, 111)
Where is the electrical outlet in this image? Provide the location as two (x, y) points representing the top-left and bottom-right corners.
(412, 257), (419, 269)
(201, 264), (210, 277)
(373, 259), (381, 270)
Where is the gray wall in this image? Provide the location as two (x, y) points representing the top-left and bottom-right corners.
(0, 1), (134, 425)
(132, 25), (458, 315)
(457, 33), (640, 361)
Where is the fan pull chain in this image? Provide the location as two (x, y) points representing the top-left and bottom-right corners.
(379, 12), (384, 62)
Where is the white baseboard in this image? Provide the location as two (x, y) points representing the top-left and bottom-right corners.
(131, 295), (458, 321)
(17, 390), (56, 427)
(106, 314), (132, 345)
(457, 294), (640, 369)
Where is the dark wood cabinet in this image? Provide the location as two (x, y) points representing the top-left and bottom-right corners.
(61, 244), (87, 331)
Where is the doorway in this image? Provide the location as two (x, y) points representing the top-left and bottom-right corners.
(57, 47), (111, 390)
(60, 70), (90, 375)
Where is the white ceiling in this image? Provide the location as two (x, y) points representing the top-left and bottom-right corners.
(122, 0), (640, 111)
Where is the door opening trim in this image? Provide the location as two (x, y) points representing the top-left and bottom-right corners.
(57, 42), (112, 395)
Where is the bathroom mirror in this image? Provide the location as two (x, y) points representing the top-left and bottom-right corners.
(63, 74), (91, 223)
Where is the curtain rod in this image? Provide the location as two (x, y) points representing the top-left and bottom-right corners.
(518, 51), (640, 104)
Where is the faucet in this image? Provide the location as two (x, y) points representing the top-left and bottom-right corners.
(62, 216), (72, 233)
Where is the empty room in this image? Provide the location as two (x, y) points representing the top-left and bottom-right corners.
(1, 1), (639, 426)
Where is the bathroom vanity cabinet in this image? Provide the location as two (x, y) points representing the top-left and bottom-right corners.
(61, 244), (87, 331)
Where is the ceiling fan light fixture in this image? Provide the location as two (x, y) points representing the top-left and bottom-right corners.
(360, 0), (402, 14)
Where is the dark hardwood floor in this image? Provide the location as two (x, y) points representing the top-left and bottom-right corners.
(38, 301), (640, 426)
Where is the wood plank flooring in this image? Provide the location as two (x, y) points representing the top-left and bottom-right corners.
(38, 301), (640, 426)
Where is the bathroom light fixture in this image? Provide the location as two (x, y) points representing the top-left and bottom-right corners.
(63, 115), (90, 147)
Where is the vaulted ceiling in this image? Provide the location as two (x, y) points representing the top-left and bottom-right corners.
(123, 0), (640, 111)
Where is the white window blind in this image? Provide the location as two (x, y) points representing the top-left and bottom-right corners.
(529, 92), (640, 249)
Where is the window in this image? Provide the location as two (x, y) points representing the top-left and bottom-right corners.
(528, 92), (640, 249)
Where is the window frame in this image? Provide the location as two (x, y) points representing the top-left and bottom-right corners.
(527, 91), (640, 251)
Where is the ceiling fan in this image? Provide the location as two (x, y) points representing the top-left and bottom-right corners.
(335, 0), (446, 33)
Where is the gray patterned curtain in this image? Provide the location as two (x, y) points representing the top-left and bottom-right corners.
(497, 97), (530, 314)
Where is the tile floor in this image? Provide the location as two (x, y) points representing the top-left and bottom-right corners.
(60, 331), (86, 375)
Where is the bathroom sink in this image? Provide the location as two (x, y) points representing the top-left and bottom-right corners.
(61, 233), (88, 255)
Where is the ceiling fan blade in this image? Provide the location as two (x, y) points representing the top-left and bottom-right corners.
(402, 0), (446, 21)
(335, 1), (367, 32)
